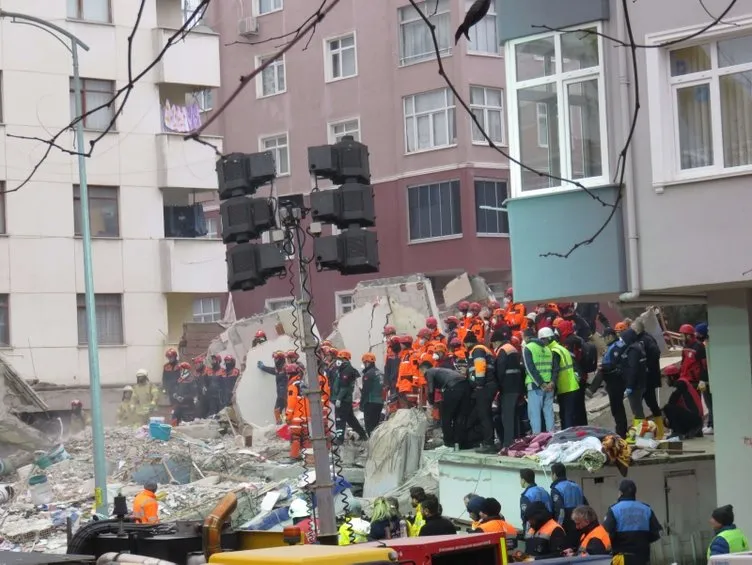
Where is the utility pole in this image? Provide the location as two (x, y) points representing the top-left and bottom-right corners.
(0, 11), (109, 514)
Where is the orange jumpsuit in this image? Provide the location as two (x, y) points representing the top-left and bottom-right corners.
(429, 328), (446, 345)
(397, 349), (421, 407)
(467, 316), (486, 343)
(133, 490), (159, 524)
(504, 303), (528, 331)
(286, 376), (311, 459)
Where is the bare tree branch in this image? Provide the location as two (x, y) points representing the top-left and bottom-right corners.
(225, 0), (327, 48)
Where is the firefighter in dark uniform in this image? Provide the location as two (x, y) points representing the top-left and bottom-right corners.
(162, 348), (180, 404)
(464, 331), (496, 453)
(172, 362), (198, 425)
(258, 350), (288, 424)
(222, 355), (240, 408)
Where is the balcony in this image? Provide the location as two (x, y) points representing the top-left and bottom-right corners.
(160, 237), (226, 293)
(153, 27), (220, 87)
(157, 132), (222, 190)
(506, 185), (627, 302)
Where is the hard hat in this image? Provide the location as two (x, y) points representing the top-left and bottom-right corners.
(552, 317), (564, 328)
(178, 362), (191, 370)
(695, 323), (708, 338)
(284, 364), (301, 375)
(510, 335), (521, 348)
(383, 324), (396, 336)
(193, 356), (205, 365)
(425, 317), (438, 329)
(614, 322), (629, 332)
(398, 335), (413, 345)
(537, 327), (555, 340)
(224, 355), (235, 363)
(458, 300), (470, 311)
(288, 498), (311, 519)
(432, 343), (447, 354)
(505, 287), (514, 297)
(361, 352), (376, 364)
(469, 302), (482, 313)
(135, 368), (149, 378)
(557, 320), (575, 337)
(255, 330), (267, 339)
(211, 354), (222, 363)
(122, 385), (134, 392)
(71, 399), (83, 408)
(388, 336), (400, 345)
(286, 350), (300, 361)
(272, 350), (286, 360)
(165, 348), (177, 358)
(417, 328), (432, 339)
(418, 353), (434, 366)
(337, 350), (352, 361)
(679, 323), (695, 334)
(488, 300), (500, 310)
(325, 347), (338, 357)
(445, 315), (459, 325)
(321, 340), (333, 348)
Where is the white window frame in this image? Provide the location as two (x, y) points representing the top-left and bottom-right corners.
(181, 0), (205, 28)
(645, 16), (752, 187)
(265, 297), (294, 311)
(335, 291), (355, 317)
(465, 0), (500, 56)
(536, 102), (549, 148)
(323, 32), (358, 82)
(328, 117), (361, 144)
(256, 0), (283, 16)
(259, 132), (290, 176)
(193, 297), (222, 323)
(406, 179), (463, 242)
(403, 88), (457, 154)
(470, 86), (505, 145)
(191, 89), (214, 113)
(505, 23), (610, 197)
(398, 0), (452, 67)
(255, 54), (286, 98)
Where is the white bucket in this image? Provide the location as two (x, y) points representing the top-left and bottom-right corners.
(28, 475), (53, 506)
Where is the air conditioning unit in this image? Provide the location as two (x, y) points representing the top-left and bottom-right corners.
(238, 16), (259, 37)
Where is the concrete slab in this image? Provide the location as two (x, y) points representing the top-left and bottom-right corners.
(442, 273), (473, 308)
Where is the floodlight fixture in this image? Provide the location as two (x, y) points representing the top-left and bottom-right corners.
(220, 196), (276, 244)
(216, 151), (276, 198)
(227, 242), (286, 291)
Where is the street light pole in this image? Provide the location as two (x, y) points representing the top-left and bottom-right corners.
(0, 11), (109, 514)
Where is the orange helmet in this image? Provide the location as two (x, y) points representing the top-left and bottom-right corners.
(552, 317), (564, 328)
(165, 348), (178, 358)
(425, 317), (438, 329)
(362, 352), (376, 364)
(326, 347), (339, 358)
(614, 321), (629, 332)
(432, 343), (448, 355)
(547, 303), (560, 313)
(417, 328), (432, 339)
(337, 350), (352, 361)
(286, 350), (300, 361)
(418, 353), (435, 367)
(383, 325), (397, 336)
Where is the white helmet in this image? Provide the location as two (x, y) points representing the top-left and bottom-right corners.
(537, 327), (555, 340)
(288, 498), (311, 519)
(122, 385), (133, 392)
(135, 368), (149, 378)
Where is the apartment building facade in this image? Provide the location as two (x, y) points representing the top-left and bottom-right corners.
(0, 0), (226, 385)
(207, 0), (513, 331)
(498, 0), (752, 533)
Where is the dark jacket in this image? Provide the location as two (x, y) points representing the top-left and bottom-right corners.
(603, 495), (662, 563)
(494, 343), (524, 395)
(578, 521), (610, 555)
(418, 514), (457, 536)
(384, 350), (401, 392)
(551, 478), (588, 526)
(617, 330), (647, 391)
(369, 517), (400, 540)
(565, 313), (593, 341)
(638, 332), (662, 389)
(526, 519), (567, 558)
(575, 303), (610, 333)
(260, 362), (287, 396)
(666, 380), (701, 416)
(332, 363), (360, 404)
(425, 368), (465, 404)
(361, 365), (385, 405)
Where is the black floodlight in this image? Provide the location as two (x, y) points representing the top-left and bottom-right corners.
(220, 196), (276, 244)
(313, 228), (379, 275)
(309, 190), (338, 224)
(335, 136), (370, 184)
(339, 180), (375, 228)
(308, 145), (338, 179)
(216, 151), (276, 199)
(227, 242), (286, 291)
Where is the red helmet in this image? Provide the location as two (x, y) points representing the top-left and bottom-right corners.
(399, 335), (413, 345)
(321, 340), (333, 348)
(469, 302), (482, 314)
(383, 325), (397, 336)
(71, 399), (83, 408)
(272, 350), (286, 360)
(224, 355), (235, 363)
(417, 328), (432, 339)
(510, 335), (521, 348)
(449, 337), (462, 348)
(284, 364), (301, 375)
(286, 350), (300, 361)
(458, 300), (470, 311)
(488, 300), (500, 310)
(389, 335), (401, 345)
(211, 354), (222, 363)
(165, 348), (178, 358)
(425, 317), (438, 330)
(679, 324), (695, 335)
(445, 315), (459, 325)
(505, 287), (514, 297)
(192, 356), (204, 366)
(178, 361), (191, 370)
(255, 330), (267, 339)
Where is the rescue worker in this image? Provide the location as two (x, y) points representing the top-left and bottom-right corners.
(564, 505), (611, 556)
(286, 350), (305, 373)
(193, 356), (210, 418)
(285, 364), (310, 459)
(471, 497), (518, 545)
(251, 329), (267, 347)
(695, 322), (713, 434)
(563, 333), (597, 427)
(549, 334), (580, 430)
(523, 328), (558, 434)
(466, 302), (486, 343)
(447, 337), (466, 366)
(368, 496), (401, 541)
(132, 369), (160, 425)
(258, 351), (287, 424)
(457, 300), (471, 325)
(417, 495), (456, 537)
(415, 327), (434, 355)
(397, 335), (420, 408)
(425, 316), (445, 344)
(338, 500), (370, 545)
(617, 328), (649, 440)
(635, 322), (664, 437)
(117, 386), (139, 426)
(503, 287), (527, 333)
(535, 303), (560, 331)
(204, 354), (225, 416)
(162, 348), (180, 403)
(407, 487), (427, 537)
(464, 331), (497, 453)
(431, 343), (452, 369)
(550, 462), (587, 550)
(445, 316), (460, 345)
(419, 359), (471, 449)
(360, 352), (384, 436)
(171, 362), (198, 425)
(332, 350), (367, 444)
(132, 482), (159, 524)
(492, 326), (524, 448)
(519, 468), (553, 531)
(575, 303), (611, 335)
(662, 365), (703, 439)
(524, 501), (567, 558)
(465, 495), (485, 530)
(708, 505), (749, 559)
(589, 328), (628, 436)
(222, 355), (240, 408)
(603, 479), (662, 564)
(69, 399), (90, 435)
(289, 498), (317, 544)
(383, 327), (400, 395)
(614, 321), (629, 337)
(559, 303), (592, 341)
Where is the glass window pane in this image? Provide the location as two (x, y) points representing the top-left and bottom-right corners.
(408, 187), (420, 239)
(561, 29), (599, 71)
(432, 184), (444, 236)
(568, 79), (602, 180)
(720, 71), (752, 167)
(717, 34), (752, 68)
(332, 52), (341, 77)
(341, 35), (354, 48)
(488, 109), (503, 142)
(670, 45), (711, 76)
(450, 181), (461, 235)
(471, 108), (485, 142)
(417, 115), (431, 148)
(342, 49), (356, 76)
(486, 88), (502, 107)
(518, 84), (560, 191)
(418, 185), (431, 237)
(433, 112), (448, 146)
(83, 0), (109, 22)
(470, 86), (484, 105)
(406, 116), (416, 151)
(67, 0), (79, 18)
(676, 84), (713, 169)
(415, 90), (444, 112)
(515, 37), (556, 81)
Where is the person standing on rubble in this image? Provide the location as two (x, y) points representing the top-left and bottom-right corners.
(383, 327), (400, 395)
(590, 329), (629, 437)
(162, 349), (180, 405)
(615, 328), (649, 440)
(425, 316), (446, 344)
(132, 369), (160, 425)
(675, 323), (706, 388)
(523, 328), (558, 434)
(117, 386), (138, 426)
(563, 333), (596, 427)
(492, 326), (524, 448)
(205, 355), (225, 416)
(258, 350), (288, 425)
(695, 323), (713, 434)
(419, 357), (471, 449)
(445, 316), (461, 345)
(548, 332), (580, 431)
(464, 331), (497, 453)
(69, 399), (90, 435)
(360, 352), (385, 436)
(221, 355), (240, 409)
(633, 319), (665, 438)
(132, 482), (160, 524)
(397, 335), (421, 407)
(285, 364), (310, 459)
(332, 350), (368, 444)
(171, 362), (198, 425)
(193, 356), (210, 418)
(466, 302), (486, 343)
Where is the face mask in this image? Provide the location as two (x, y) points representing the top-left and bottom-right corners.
(336, 360), (343, 367)
(432, 353), (440, 361)
(360, 364), (366, 371)
(466, 312), (472, 319)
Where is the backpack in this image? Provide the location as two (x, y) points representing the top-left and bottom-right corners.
(580, 342), (599, 373)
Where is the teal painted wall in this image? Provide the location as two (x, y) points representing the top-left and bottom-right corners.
(507, 185), (627, 303)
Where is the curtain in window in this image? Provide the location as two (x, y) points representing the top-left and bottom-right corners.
(262, 66), (276, 95)
(401, 3), (450, 64)
(720, 71), (752, 168)
(85, 81), (114, 130)
(83, 0), (109, 22)
(78, 296), (123, 345)
(469, 15), (497, 53)
(677, 85), (712, 170)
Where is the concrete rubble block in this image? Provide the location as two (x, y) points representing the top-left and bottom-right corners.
(442, 273), (493, 309)
(363, 408), (429, 498)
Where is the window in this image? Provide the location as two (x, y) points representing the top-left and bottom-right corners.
(191, 89), (214, 113)
(181, 0), (205, 27)
(0, 183), (5, 235)
(0, 295), (8, 347)
(67, 0), (110, 23)
(470, 86), (504, 144)
(404, 88), (456, 153)
(204, 216), (220, 238)
(335, 292), (355, 317)
(260, 133), (290, 175)
(73, 185), (119, 237)
(398, 0), (451, 66)
(193, 297), (222, 322)
(256, 55), (286, 97)
(407, 180), (462, 241)
(465, 0), (498, 55)
(70, 78), (116, 131)
(325, 34), (357, 81)
(508, 26), (607, 194)
(77, 294), (123, 345)
(475, 179), (509, 235)
(257, 0), (283, 15)
(329, 118), (360, 143)
(266, 297), (294, 311)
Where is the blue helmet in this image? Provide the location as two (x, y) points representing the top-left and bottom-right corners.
(694, 323), (708, 338)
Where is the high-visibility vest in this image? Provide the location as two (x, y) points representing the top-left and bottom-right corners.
(526, 518), (564, 541)
(133, 490), (159, 524)
(524, 342), (553, 386)
(408, 504), (425, 537)
(550, 342), (579, 394)
(469, 344), (494, 386)
(578, 524), (612, 555)
(707, 528), (750, 558)
(479, 518), (518, 538)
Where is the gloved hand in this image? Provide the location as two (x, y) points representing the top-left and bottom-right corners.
(335, 400), (341, 409)
(257, 361), (264, 369)
(624, 388), (633, 398)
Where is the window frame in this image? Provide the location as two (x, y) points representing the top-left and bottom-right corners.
(645, 17), (752, 186)
(259, 132), (290, 176)
(256, 0), (283, 16)
(505, 23), (610, 197)
(464, 0), (500, 56)
(265, 297), (295, 311)
(335, 291), (356, 318)
(67, 0), (112, 23)
(474, 178), (510, 237)
(73, 184), (120, 238)
(255, 54), (287, 98)
(0, 294), (9, 347)
(406, 179), (463, 243)
(328, 117), (361, 144)
(470, 85), (505, 145)
(181, 0), (205, 28)
(193, 296), (222, 322)
(536, 102), (549, 148)
(70, 78), (117, 131)
(398, 0), (452, 67)
(323, 32), (358, 83)
(76, 293), (124, 346)
(403, 88), (457, 154)
(0, 182), (6, 235)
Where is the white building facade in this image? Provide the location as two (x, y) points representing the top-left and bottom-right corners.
(0, 0), (225, 385)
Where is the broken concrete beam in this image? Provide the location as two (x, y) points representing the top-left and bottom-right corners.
(352, 275), (439, 320)
(442, 273), (493, 309)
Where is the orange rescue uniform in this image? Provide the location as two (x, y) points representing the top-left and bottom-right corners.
(133, 490), (159, 524)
